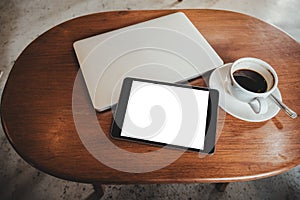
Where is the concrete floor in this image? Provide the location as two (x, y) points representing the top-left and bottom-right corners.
(0, 0), (299, 199)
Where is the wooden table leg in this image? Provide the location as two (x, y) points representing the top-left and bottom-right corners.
(215, 183), (229, 192)
(86, 183), (105, 200)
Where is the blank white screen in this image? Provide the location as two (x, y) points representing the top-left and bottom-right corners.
(121, 81), (209, 150)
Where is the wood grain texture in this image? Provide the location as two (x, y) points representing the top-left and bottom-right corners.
(1, 10), (300, 184)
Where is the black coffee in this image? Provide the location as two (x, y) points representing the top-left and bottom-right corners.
(233, 69), (267, 93)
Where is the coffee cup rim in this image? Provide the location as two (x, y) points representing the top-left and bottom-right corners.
(230, 57), (278, 96)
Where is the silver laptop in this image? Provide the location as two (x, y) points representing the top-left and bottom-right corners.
(73, 12), (223, 111)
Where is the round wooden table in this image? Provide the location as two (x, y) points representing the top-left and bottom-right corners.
(1, 10), (300, 186)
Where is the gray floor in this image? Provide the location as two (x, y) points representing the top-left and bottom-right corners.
(1, 0), (300, 199)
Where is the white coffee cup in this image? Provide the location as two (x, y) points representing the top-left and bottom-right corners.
(227, 57), (278, 114)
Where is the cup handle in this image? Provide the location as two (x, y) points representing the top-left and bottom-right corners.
(249, 97), (268, 114)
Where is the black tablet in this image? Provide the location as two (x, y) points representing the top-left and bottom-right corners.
(110, 77), (219, 154)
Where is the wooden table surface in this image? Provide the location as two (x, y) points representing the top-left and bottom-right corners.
(1, 9), (300, 184)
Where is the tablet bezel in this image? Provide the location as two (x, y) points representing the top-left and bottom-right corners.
(110, 77), (219, 154)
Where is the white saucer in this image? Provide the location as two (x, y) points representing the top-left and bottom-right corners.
(209, 63), (281, 122)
